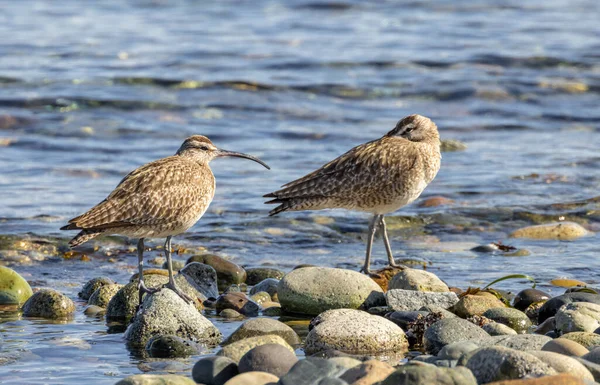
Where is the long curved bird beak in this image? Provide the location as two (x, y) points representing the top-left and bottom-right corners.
(216, 149), (270, 170)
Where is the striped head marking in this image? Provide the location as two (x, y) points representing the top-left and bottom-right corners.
(177, 135), (270, 169)
(386, 114), (438, 142)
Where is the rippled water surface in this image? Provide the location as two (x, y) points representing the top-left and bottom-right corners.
(1, 0), (599, 383)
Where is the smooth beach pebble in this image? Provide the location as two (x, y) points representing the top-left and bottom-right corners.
(145, 335), (200, 358)
(177, 262), (219, 300)
(192, 356), (239, 385)
(88, 283), (123, 308)
(452, 294), (506, 318)
(527, 351), (594, 381)
(483, 373), (588, 385)
(223, 371), (279, 385)
(219, 309), (244, 319)
(482, 321), (518, 336)
(388, 268), (449, 292)
(380, 364), (477, 385)
(186, 254), (246, 290)
(510, 222), (588, 240)
(513, 288), (551, 311)
(555, 302), (600, 334)
(249, 278), (279, 299)
(423, 317), (491, 355)
(215, 292), (260, 316)
(278, 358), (348, 385)
(0, 266), (33, 305)
(338, 359), (395, 385)
(542, 339), (589, 357)
(278, 267), (384, 315)
(78, 276), (115, 300)
(22, 288), (75, 319)
(223, 318), (301, 347)
(246, 268), (285, 286)
(483, 307), (532, 334)
(560, 332), (600, 349)
(217, 335), (294, 364)
(538, 292), (600, 323)
(490, 334), (552, 351)
(238, 343), (298, 376)
(115, 374), (196, 385)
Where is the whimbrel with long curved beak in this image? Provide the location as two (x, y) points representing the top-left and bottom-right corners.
(61, 135), (270, 304)
(265, 114), (441, 274)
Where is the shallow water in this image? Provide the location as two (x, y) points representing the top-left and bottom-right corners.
(1, 0), (599, 383)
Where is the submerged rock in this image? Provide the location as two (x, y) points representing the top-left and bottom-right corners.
(87, 283), (123, 308)
(22, 289), (75, 319)
(115, 374), (196, 385)
(186, 254), (246, 290)
(145, 335), (201, 358)
(223, 318), (300, 347)
(278, 267), (384, 315)
(304, 309), (408, 356)
(510, 222), (588, 240)
(0, 266), (33, 305)
(124, 289), (221, 348)
(78, 277), (115, 300)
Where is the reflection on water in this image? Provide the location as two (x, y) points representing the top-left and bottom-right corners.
(0, 0), (599, 383)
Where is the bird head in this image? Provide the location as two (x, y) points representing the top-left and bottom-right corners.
(386, 114), (439, 143)
(177, 135), (270, 169)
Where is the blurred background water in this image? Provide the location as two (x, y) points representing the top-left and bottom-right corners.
(0, 0), (599, 383)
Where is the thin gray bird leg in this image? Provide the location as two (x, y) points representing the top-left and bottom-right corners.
(137, 238), (158, 306)
(163, 236), (193, 304)
(379, 216), (399, 267)
(360, 214), (381, 274)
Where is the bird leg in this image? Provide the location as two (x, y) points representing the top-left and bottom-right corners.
(137, 238), (158, 306)
(360, 214), (381, 274)
(162, 236), (193, 304)
(379, 216), (401, 268)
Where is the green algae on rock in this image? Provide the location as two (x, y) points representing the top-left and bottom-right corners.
(0, 266), (33, 305)
(22, 288), (75, 319)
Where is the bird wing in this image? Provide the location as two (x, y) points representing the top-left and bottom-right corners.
(63, 156), (213, 230)
(266, 137), (418, 200)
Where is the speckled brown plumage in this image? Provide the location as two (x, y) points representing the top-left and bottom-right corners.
(265, 114), (441, 274)
(61, 135), (269, 303)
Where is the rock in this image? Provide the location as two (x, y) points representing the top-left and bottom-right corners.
(465, 346), (556, 383)
(278, 267), (384, 315)
(78, 276), (115, 300)
(483, 322), (518, 336)
(510, 222), (589, 240)
(246, 268), (285, 286)
(370, 266), (405, 291)
(583, 348), (600, 364)
(250, 291), (272, 305)
(223, 372), (279, 385)
(437, 341), (481, 360)
(556, 302), (600, 334)
(483, 308), (532, 334)
(573, 357), (600, 382)
(418, 196), (454, 208)
(490, 334), (553, 351)
(238, 344), (298, 377)
(278, 358), (348, 385)
(262, 307), (282, 317)
(386, 289), (458, 312)
(386, 311), (429, 330)
(0, 266), (33, 305)
(220, 309), (244, 319)
(539, 293), (600, 323)
(536, 317), (556, 335)
(115, 374), (196, 385)
(561, 332), (600, 349)
(388, 268), (449, 292)
(339, 359), (395, 385)
(88, 284), (123, 308)
(186, 254), (246, 290)
(419, 305), (458, 318)
(145, 335), (201, 358)
(249, 278), (279, 300)
(513, 289), (550, 311)
(380, 364), (477, 385)
(223, 318), (301, 347)
(177, 262), (219, 300)
(542, 339), (589, 356)
(527, 351), (594, 381)
(453, 294), (507, 318)
(327, 357), (362, 370)
(483, 373), (588, 385)
(217, 335), (294, 364)
(84, 305), (105, 316)
(124, 289), (221, 348)
(22, 289), (75, 319)
(106, 275), (169, 320)
(215, 292), (259, 317)
(192, 356), (239, 385)
(162, 259), (185, 272)
(315, 379), (348, 385)
(423, 317), (491, 355)
(304, 309), (408, 356)
(440, 139), (467, 152)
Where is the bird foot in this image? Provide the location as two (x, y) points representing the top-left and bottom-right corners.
(359, 266), (371, 275)
(163, 282), (194, 304)
(137, 281), (159, 307)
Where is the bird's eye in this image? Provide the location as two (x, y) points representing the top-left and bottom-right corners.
(198, 145), (210, 151)
(403, 123), (415, 134)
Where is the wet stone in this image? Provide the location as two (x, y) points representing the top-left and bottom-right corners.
(483, 307), (532, 334)
(262, 307), (282, 317)
(215, 292), (259, 317)
(388, 268), (449, 292)
(124, 289), (222, 348)
(278, 358), (348, 385)
(115, 374), (196, 385)
(78, 276), (115, 300)
(145, 335), (200, 358)
(510, 222), (588, 240)
(177, 262), (219, 300)
(0, 266), (33, 305)
(278, 267), (384, 316)
(217, 335), (294, 364)
(220, 309), (244, 319)
(249, 278), (279, 300)
(87, 283), (123, 308)
(238, 343), (298, 377)
(423, 317), (491, 355)
(250, 291), (271, 305)
(186, 254), (246, 290)
(538, 292), (600, 323)
(381, 364), (477, 385)
(246, 268), (285, 286)
(22, 289), (75, 319)
(84, 305), (105, 317)
(452, 294), (507, 318)
(223, 317), (301, 347)
(386, 289), (458, 311)
(513, 288), (551, 311)
(106, 275), (169, 321)
(192, 356), (239, 385)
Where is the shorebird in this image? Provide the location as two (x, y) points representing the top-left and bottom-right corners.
(265, 114), (441, 274)
(61, 135), (270, 304)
